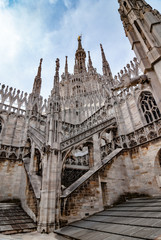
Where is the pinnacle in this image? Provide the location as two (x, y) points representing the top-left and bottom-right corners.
(37, 58), (43, 78)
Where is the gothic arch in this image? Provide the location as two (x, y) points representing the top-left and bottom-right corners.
(9, 153), (17, 159)
(123, 1), (130, 12)
(138, 91), (161, 124)
(34, 148), (42, 176)
(0, 151), (6, 158)
(23, 138), (31, 158)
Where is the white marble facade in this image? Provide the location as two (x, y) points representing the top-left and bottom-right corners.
(0, 0), (161, 233)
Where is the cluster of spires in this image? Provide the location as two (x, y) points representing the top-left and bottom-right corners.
(32, 0), (154, 97)
(32, 36), (113, 97)
(114, 57), (139, 83)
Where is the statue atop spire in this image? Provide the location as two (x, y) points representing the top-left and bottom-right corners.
(32, 58), (43, 96)
(78, 35), (83, 50)
(74, 36), (86, 74)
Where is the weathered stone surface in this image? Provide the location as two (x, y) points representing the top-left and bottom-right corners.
(0, 203), (36, 234)
(56, 197), (161, 240)
(1, 0), (161, 235)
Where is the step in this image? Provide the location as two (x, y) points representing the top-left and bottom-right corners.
(55, 197), (161, 240)
(0, 203), (36, 234)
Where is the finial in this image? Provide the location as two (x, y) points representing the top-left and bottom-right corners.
(32, 58), (43, 96)
(55, 58), (60, 75)
(100, 44), (104, 53)
(100, 44), (105, 55)
(52, 58), (60, 96)
(100, 43), (106, 62)
(88, 51), (93, 68)
(37, 58), (43, 77)
(65, 56), (68, 76)
(78, 35), (83, 49)
(100, 43), (113, 79)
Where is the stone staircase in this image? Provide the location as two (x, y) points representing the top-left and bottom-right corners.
(0, 203), (36, 234)
(55, 197), (161, 240)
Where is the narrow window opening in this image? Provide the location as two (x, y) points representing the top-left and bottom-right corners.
(134, 21), (141, 34)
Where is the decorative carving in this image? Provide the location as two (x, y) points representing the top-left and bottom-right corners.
(118, 7), (133, 32)
(61, 118), (116, 150)
(42, 145), (51, 155)
(129, 140), (137, 147)
(0, 83), (47, 116)
(139, 136), (147, 144)
(148, 131), (157, 140)
(140, 92), (161, 124)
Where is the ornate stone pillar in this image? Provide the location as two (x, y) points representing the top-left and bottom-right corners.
(93, 133), (101, 166)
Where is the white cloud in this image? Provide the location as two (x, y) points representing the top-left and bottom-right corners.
(0, 0), (9, 8)
(49, 0), (58, 5)
(63, 0), (72, 9)
(0, 0), (160, 99)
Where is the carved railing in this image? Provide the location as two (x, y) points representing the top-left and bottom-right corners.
(0, 103), (26, 115)
(100, 117), (161, 162)
(0, 83), (47, 115)
(62, 104), (114, 141)
(65, 154), (89, 170)
(113, 57), (140, 87)
(61, 117), (116, 150)
(114, 118), (161, 149)
(100, 143), (114, 160)
(0, 144), (30, 160)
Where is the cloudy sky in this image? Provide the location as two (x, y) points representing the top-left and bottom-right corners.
(0, 0), (160, 98)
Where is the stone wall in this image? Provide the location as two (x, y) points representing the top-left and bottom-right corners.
(61, 173), (103, 224)
(0, 158), (37, 222)
(0, 113), (25, 146)
(0, 159), (23, 201)
(125, 139), (161, 196)
(61, 138), (161, 224)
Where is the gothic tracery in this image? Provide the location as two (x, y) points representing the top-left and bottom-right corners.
(140, 92), (161, 124)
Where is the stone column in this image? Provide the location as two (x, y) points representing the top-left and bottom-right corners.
(29, 142), (35, 174)
(37, 149), (61, 233)
(93, 133), (101, 166)
(20, 115), (29, 146)
(88, 144), (94, 168)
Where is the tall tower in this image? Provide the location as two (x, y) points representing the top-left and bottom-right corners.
(118, 0), (161, 108)
(74, 36), (86, 74)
